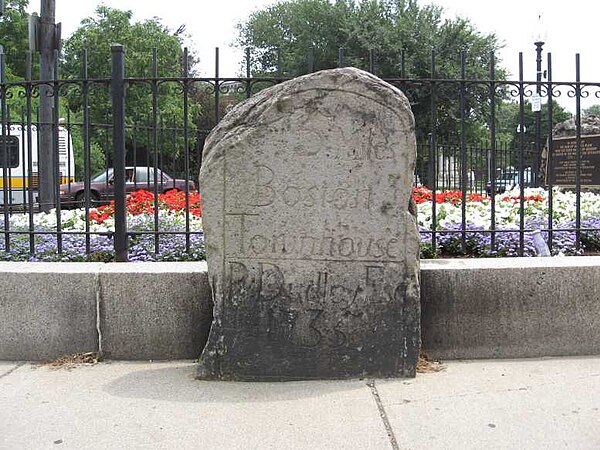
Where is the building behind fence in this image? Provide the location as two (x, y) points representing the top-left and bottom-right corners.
(0, 45), (597, 261)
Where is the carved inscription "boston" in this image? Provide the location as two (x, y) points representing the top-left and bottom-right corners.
(198, 67), (420, 380)
(235, 164), (374, 210)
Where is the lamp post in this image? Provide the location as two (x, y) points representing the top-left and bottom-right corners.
(532, 14), (546, 188)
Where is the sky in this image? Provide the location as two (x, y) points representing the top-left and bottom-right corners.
(27, 0), (600, 112)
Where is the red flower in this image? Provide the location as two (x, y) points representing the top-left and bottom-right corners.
(412, 187), (489, 205)
(501, 194), (544, 205)
(88, 189), (202, 223)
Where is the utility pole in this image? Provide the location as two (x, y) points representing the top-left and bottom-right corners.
(38, 0), (57, 212)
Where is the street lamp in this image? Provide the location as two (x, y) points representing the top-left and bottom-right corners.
(532, 14), (546, 187)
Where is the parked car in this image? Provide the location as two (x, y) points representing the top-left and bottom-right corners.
(486, 167), (531, 195)
(59, 166), (196, 208)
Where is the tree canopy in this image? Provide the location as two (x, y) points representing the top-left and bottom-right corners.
(495, 99), (571, 148)
(583, 104), (600, 117)
(61, 6), (190, 79)
(239, 0), (501, 77)
(237, 0), (506, 143)
(61, 6), (199, 176)
(0, 0), (32, 79)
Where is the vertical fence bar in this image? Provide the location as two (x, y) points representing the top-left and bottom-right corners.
(469, 143), (474, 192)
(460, 51), (467, 252)
(214, 47), (220, 124)
(159, 116), (165, 175)
(400, 49), (405, 78)
(429, 49), (438, 254)
(245, 47), (252, 99)
(369, 49), (376, 75)
(152, 48), (160, 256)
(546, 52), (554, 251)
(308, 46), (315, 73)
(111, 44), (127, 262)
(103, 111), (110, 190)
(25, 52), (35, 255)
(533, 44), (543, 188)
(517, 53), (526, 255)
(19, 107), (26, 209)
(489, 52), (497, 251)
(338, 48), (344, 68)
(438, 140), (443, 189)
(575, 54), (582, 251)
(131, 120), (137, 186)
(82, 49), (91, 255)
(53, 50), (62, 255)
(276, 48), (282, 78)
(66, 109), (73, 186)
(182, 47), (191, 252)
(0, 48), (9, 254)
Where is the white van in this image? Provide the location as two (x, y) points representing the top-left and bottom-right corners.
(0, 125), (75, 206)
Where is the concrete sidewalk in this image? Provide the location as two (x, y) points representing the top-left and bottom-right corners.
(1, 357), (599, 449)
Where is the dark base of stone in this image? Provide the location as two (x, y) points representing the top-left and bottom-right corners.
(195, 327), (420, 381)
(196, 366), (417, 382)
(196, 263), (421, 381)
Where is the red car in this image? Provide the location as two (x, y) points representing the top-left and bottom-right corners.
(59, 166), (196, 208)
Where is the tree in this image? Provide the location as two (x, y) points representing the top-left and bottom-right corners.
(237, 0), (505, 143)
(489, 98), (571, 178)
(497, 99), (571, 149)
(583, 104), (600, 117)
(61, 6), (200, 177)
(0, 0), (31, 80)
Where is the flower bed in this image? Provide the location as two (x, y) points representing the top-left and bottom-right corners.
(0, 189), (204, 262)
(1, 187), (599, 261)
(416, 187), (600, 257)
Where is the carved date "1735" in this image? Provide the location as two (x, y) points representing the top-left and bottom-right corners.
(225, 261), (407, 348)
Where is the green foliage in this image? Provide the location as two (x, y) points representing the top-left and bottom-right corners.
(419, 242), (439, 259)
(237, 0), (505, 142)
(61, 6), (187, 78)
(60, 6), (200, 176)
(583, 104), (600, 117)
(0, 0), (32, 80)
(496, 99), (571, 149)
(581, 228), (600, 252)
(87, 250), (115, 263)
(68, 118), (107, 177)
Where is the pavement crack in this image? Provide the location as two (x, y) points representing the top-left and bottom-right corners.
(0, 362), (26, 380)
(95, 270), (103, 357)
(367, 380), (399, 450)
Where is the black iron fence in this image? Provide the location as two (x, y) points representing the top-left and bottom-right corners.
(1, 45), (599, 261)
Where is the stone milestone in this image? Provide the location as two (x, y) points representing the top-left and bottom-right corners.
(198, 67), (420, 380)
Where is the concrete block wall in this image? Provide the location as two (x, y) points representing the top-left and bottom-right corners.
(420, 257), (600, 359)
(1, 258), (599, 361)
(0, 262), (212, 361)
(0, 264), (99, 360)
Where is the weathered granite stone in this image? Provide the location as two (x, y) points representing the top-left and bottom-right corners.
(198, 67), (420, 380)
(552, 115), (600, 139)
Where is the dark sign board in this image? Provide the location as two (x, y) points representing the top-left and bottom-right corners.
(547, 134), (600, 187)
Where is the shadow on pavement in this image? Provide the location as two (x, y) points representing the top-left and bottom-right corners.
(103, 362), (370, 403)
